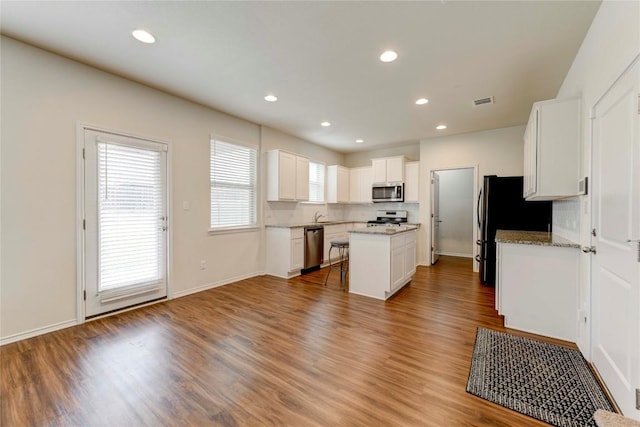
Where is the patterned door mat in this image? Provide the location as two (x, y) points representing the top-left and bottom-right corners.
(467, 328), (614, 427)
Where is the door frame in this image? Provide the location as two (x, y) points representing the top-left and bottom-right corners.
(75, 122), (172, 323)
(427, 164), (479, 270)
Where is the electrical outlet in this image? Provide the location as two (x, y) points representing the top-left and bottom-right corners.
(200, 260), (206, 270)
(183, 201), (190, 211)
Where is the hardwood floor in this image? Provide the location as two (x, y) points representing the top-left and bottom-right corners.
(1, 256), (571, 426)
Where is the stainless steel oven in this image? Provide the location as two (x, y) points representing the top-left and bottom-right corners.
(372, 184), (404, 203)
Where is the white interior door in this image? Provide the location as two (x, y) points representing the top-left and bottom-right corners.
(591, 56), (640, 418)
(431, 171), (441, 264)
(84, 128), (168, 318)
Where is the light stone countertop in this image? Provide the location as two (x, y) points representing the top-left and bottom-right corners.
(265, 221), (366, 229)
(495, 230), (580, 248)
(349, 225), (419, 235)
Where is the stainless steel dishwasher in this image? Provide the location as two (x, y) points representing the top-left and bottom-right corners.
(303, 226), (324, 273)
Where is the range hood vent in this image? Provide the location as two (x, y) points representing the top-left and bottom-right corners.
(473, 96), (494, 107)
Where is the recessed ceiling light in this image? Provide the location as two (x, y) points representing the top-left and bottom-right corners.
(355, 139), (364, 144)
(415, 98), (429, 105)
(379, 50), (398, 63)
(321, 121), (331, 127)
(264, 94), (278, 102)
(132, 29), (156, 44)
(436, 124), (447, 130)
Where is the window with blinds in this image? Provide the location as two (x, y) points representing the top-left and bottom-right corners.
(210, 139), (258, 229)
(308, 161), (325, 203)
(97, 142), (164, 291)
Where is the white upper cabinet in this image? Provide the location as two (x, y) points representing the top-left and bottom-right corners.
(372, 156), (405, 184)
(523, 97), (581, 200)
(295, 156), (309, 201)
(266, 149), (309, 201)
(327, 165), (350, 203)
(404, 161), (419, 203)
(349, 166), (372, 203)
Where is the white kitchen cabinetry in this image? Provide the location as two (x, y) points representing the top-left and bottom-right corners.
(349, 166), (372, 203)
(266, 150), (309, 202)
(404, 162), (419, 203)
(372, 156), (405, 184)
(497, 242), (578, 342)
(265, 227), (305, 278)
(323, 223), (348, 265)
(327, 165), (350, 203)
(349, 229), (417, 300)
(523, 97), (581, 200)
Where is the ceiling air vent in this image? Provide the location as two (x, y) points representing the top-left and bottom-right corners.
(473, 96), (494, 107)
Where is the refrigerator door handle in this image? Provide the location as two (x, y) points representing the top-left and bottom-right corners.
(477, 187), (483, 230)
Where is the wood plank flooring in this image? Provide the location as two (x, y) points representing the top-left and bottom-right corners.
(1, 256), (573, 426)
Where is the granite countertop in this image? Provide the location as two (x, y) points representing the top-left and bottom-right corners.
(265, 220), (366, 229)
(350, 225), (419, 236)
(495, 230), (580, 248)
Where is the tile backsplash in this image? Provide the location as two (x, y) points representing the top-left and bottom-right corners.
(552, 198), (581, 244)
(263, 202), (420, 225)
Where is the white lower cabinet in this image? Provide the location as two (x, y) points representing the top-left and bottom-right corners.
(265, 227), (305, 278)
(349, 229), (417, 300)
(497, 242), (578, 342)
(323, 224), (348, 265)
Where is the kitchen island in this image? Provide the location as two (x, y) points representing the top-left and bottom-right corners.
(349, 226), (418, 300)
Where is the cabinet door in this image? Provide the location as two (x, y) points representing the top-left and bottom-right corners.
(279, 151), (297, 200)
(404, 240), (416, 279)
(386, 157), (405, 183)
(337, 166), (350, 202)
(372, 159), (387, 184)
(290, 238), (304, 271)
(523, 109), (538, 198)
(295, 156), (309, 201)
(404, 162), (419, 202)
(349, 168), (361, 202)
(360, 167), (372, 202)
(390, 246), (405, 291)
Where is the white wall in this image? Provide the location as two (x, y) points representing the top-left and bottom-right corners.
(552, 0), (640, 356)
(436, 169), (474, 257)
(418, 125), (526, 266)
(0, 37), (341, 342)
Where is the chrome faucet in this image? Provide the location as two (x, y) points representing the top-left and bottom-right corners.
(314, 211), (325, 223)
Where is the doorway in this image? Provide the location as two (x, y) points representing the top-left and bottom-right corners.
(430, 167), (476, 267)
(80, 126), (169, 318)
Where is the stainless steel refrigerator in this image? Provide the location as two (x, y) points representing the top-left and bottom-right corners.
(477, 176), (552, 286)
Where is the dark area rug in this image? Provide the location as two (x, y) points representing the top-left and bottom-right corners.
(467, 327), (614, 427)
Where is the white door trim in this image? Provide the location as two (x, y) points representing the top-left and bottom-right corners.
(75, 122), (172, 324)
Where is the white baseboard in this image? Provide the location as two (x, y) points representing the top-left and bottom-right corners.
(171, 271), (263, 299)
(436, 251), (473, 258)
(0, 319), (78, 346)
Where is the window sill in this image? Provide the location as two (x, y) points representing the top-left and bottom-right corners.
(208, 226), (261, 235)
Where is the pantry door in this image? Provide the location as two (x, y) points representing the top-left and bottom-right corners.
(591, 56), (640, 418)
(431, 171), (441, 264)
(83, 128), (168, 318)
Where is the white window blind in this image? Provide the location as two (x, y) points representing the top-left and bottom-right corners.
(210, 139), (258, 229)
(97, 142), (164, 291)
(309, 161), (325, 203)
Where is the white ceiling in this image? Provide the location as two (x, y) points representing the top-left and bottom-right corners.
(0, 1), (600, 153)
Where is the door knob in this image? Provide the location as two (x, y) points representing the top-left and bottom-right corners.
(582, 246), (596, 254)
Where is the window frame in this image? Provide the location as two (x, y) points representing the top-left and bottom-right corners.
(209, 136), (259, 233)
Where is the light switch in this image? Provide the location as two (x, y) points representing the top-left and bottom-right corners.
(183, 201), (190, 211)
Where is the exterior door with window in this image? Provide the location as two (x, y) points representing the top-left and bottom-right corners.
(83, 128), (168, 318)
(590, 57), (639, 418)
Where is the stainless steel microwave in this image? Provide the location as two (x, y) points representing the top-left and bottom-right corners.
(372, 184), (404, 203)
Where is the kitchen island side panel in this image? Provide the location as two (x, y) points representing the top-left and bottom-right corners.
(349, 233), (391, 300)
